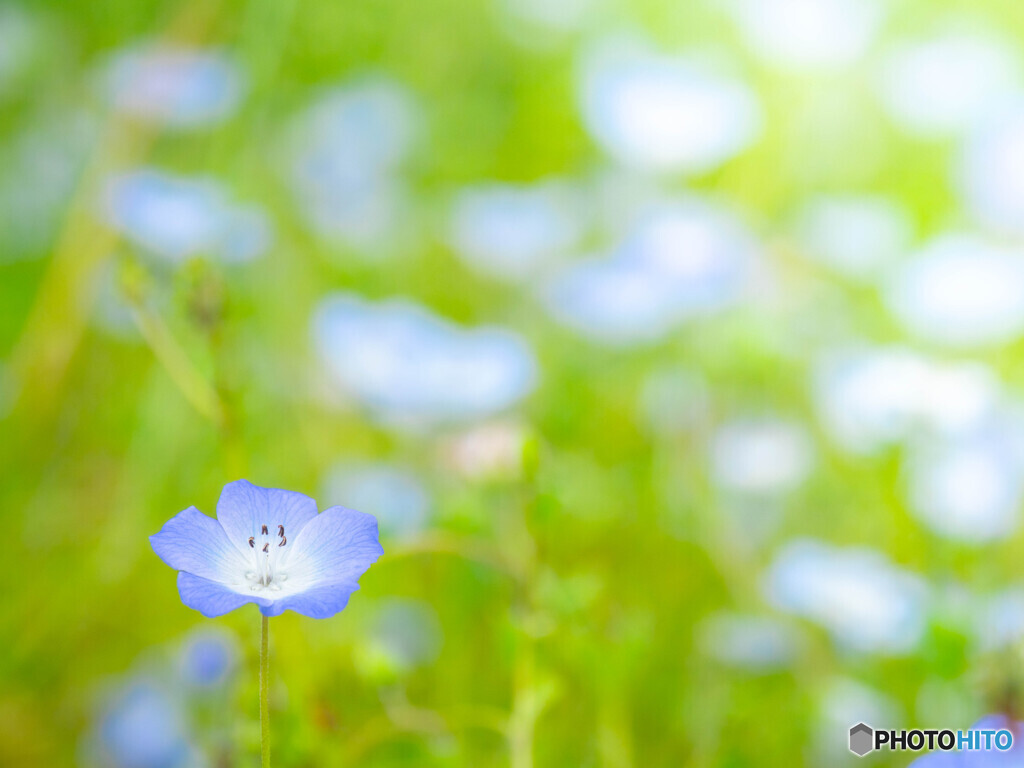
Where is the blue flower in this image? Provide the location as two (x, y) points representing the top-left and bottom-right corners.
(150, 480), (383, 619)
(102, 169), (272, 263)
(101, 45), (244, 129)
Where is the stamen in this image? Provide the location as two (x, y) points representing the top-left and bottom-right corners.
(248, 536), (255, 548)
(278, 524), (285, 537)
(279, 535), (287, 547)
(261, 524), (269, 535)
(262, 542), (270, 553)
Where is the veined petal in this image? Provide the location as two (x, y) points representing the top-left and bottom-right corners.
(283, 506), (384, 586)
(216, 480), (319, 555)
(258, 581), (361, 618)
(150, 506), (248, 583)
(178, 572), (271, 618)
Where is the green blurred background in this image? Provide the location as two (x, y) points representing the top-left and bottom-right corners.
(5, 0), (1024, 765)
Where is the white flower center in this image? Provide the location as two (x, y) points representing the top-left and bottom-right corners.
(245, 523), (290, 592)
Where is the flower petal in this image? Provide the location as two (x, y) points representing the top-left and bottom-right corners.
(284, 506), (384, 585)
(258, 581), (361, 618)
(178, 572), (269, 617)
(150, 506), (248, 582)
(216, 480), (320, 555)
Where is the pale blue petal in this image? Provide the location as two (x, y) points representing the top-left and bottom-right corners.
(216, 480), (319, 554)
(177, 572), (269, 618)
(150, 505), (247, 582)
(259, 581), (360, 618)
(285, 505), (383, 584)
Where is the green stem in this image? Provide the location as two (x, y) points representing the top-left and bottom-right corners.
(260, 614), (270, 768)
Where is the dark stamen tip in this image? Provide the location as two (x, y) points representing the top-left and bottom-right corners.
(279, 535), (287, 547)
(261, 524), (269, 535)
(277, 524), (285, 536)
(262, 543), (270, 553)
(248, 536), (255, 548)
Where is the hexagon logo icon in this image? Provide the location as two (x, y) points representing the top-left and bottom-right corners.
(849, 722), (874, 757)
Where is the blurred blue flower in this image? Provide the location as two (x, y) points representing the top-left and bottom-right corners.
(101, 45), (244, 128)
(93, 677), (193, 768)
(150, 480), (383, 618)
(764, 539), (928, 654)
(905, 418), (1024, 542)
(723, 0), (884, 72)
(287, 74), (418, 251)
(792, 195), (912, 280)
(179, 627), (238, 688)
(578, 38), (761, 174)
(814, 347), (998, 455)
(321, 462), (431, 540)
(710, 417), (814, 496)
(448, 179), (583, 279)
(544, 198), (757, 344)
(958, 99), (1024, 239)
(884, 234), (1024, 347)
(101, 169), (271, 263)
(313, 293), (537, 425)
(698, 612), (805, 672)
(876, 28), (1019, 138)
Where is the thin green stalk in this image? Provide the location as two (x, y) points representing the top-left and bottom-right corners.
(260, 614), (270, 768)
(129, 302), (225, 426)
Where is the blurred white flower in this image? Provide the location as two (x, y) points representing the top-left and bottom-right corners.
(313, 294), (537, 425)
(816, 679), (900, 762)
(792, 195), (912, 279)
(905, 422), (1024, 542)
(698, 612), (805, 671)
(957, 98), (1024, 238)
(287, 74), (419, 251)
(101, 168), (271, 263)
(0, 5), (38, 98)
(101, 45), (244, 128)
(813, 347), (999, 455)
(544, 198), (758, 345)
(448, 180), (584, 279)
(497, 0), (600, 33)
(372, 599), (443, 671)
(637, 367), (710, 436)
(578, 39), (760, 174)
(0, 110), (97, 258)
(320, 461), (431, 539)
(884, 234), (1024, 347)
(765, 539), (928, 654)
(710, 417), (815, 496)
(876, 29), (1020, 138)
(443, 420), (527, 480)
(724, 0), (884, 72)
